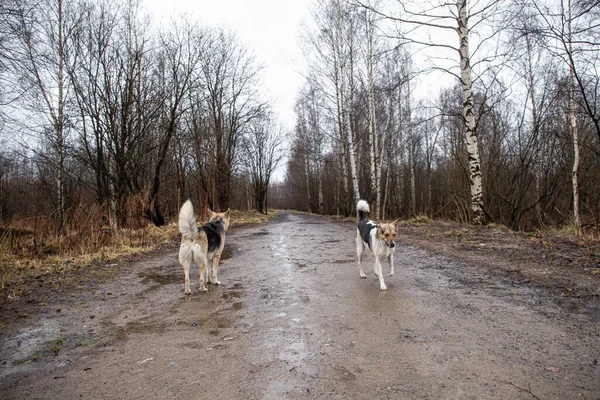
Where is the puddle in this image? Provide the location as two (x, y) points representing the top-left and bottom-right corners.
(182, 342), (203, 349)
(216, 317), (231, 328)
(279, 341), (309, 363)
(221, 291), (243, 299)
(328, 366), (357, 381)
(121, 319), (169, 335)
(139, 266), (181, 286)
(3, 320), (60, 365)
(331, 259), (354, 264)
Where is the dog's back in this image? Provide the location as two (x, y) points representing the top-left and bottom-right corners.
(200, 219), (225, 254)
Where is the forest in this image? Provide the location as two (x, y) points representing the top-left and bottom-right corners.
(0, 0), (599, 237)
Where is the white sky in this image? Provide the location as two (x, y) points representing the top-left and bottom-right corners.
(142, 0), (314, 131)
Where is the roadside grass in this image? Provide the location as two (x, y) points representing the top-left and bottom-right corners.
(0, 208), (277, 302)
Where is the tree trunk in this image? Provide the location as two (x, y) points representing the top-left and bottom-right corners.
(304, 135), (312, 213)
(318, 164), (324, 214)
(397, 84), (405, 216)
(525, 29), (544, 225)
(457, 0), (484, 224)
(334, 0), (360, 206)
(567, 0), (580, 231)
(366, 6), (380, 219)
(56, 0), (66, 235)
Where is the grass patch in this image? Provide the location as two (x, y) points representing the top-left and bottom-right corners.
(0, 207), (277, 302)
(50, 338), (64, 356)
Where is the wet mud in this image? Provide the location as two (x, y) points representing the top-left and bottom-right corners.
(0, 212), (599, 399)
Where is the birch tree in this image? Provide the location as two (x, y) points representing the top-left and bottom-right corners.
(364, 2), (382, 218)
(304, 0), (362, 214)
(527, 0), (600, 229)
(11, 0), (85, 234)
(355, 0), (508, 224)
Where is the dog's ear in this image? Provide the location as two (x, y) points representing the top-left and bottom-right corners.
(207, 208), (214, 218)
(224, 209), (230, 219)
(391, 218), (399, 226)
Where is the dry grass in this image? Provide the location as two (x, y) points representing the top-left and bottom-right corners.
(0, 207), (277, 301)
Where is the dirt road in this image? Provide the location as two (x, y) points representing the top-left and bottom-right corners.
(1, 212), (599, 399)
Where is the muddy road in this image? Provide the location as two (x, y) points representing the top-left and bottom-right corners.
(1, 212), (599, 399)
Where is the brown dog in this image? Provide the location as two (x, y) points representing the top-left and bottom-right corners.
(178, 200), (230, 294)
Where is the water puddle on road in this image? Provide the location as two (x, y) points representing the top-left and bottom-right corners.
(279, 341), (309, 363)
(2, 320), (60, 367)
(138, 266), (180, 285)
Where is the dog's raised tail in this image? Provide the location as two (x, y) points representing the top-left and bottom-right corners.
(357, 200), (370, 221)
(179, 199), (198, 241)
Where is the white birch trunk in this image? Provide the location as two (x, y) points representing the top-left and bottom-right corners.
(409, 143), (416, 215)
(318, 166), (324, 214)
(332, 22), (349, 213)
(397, 84), (405, 213)
(457, 0), (484, 224)
(304, 133), (312, 213)
(568, 0), (580, 230)
(56, 0), (66, 234)
(365, 6), (380, 218)
(335, 0), (360, 203)
(381, 83), (394, 220)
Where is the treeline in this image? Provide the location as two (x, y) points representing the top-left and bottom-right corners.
(280, 0), (600, 231)
(1, 0), (598, 234)
(0, 0), (284, 232)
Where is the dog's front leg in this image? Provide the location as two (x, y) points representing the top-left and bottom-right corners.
(388, 253), (394, 276)
(376, 257), (387, 291)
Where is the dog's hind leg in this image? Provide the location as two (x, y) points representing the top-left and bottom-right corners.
(356, 231), (366, 278)
(194, 249), (208, 292)
(388, 253), (394, 276)
(211, 254), (222, 285)
(376, 257), (387, 291)
(181, 261), (191, 295)
(206, 256), (213, 284)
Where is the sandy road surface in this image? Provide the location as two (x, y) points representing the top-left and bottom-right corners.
(1, 212), (599, 399)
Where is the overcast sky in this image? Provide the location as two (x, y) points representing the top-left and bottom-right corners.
(143, 0), (314, 131)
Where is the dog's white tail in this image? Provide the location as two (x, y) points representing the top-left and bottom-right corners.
(179, 199), (198, 241)
(357, 200), (370, 221)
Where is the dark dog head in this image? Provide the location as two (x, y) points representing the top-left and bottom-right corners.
(207, 208), (230, 231)
(377, 219), (398, 248)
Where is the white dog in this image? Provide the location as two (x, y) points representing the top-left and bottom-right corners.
(356, 200), (398, 291)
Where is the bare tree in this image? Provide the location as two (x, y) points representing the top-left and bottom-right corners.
(242, 115), (286, 214)
(200, 29), (265, 211)
(144, 17), (204, 226)
(10, 0), (86, 233)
